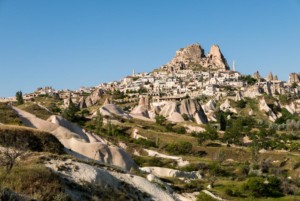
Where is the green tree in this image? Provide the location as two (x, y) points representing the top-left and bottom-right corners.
(245, 177), (267, 197)
(223, 119), (243, 145)
(95, 110), (103, 135)
(62, 100), (79, 122)
(155, 115), (166, 126)
(15, 91), (24, 105)
(219, 114), (227, 131)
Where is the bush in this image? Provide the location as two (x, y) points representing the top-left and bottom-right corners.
(174, 126), (186, 134)
(133, 156), (175, 168)
(244, 177), (266, 197)
(236, 99), (247, 109)
(155, 115), (166, 125)
(133, 138), (157, 148)
(165, 141), (193, 155)
(244, 176), (283, 197)
(181, 114), (189, 121)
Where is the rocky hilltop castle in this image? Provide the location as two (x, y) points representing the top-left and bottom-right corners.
(161, 43), (229, 72)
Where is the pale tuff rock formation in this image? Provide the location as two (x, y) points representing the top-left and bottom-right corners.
(259, 98), (279, 122)
(203, 99), (217, 121)
(78, 89), (103, 109)
(46, 160), (177, 201)
(252, 71), (261, 80)
(47, 115), (90, 142)
(158, 99), (208, 124)
(159, 102), (184, 123)
(100, 104), (132, 119)
(132, 128), (148, 140)
(94, 98), (132, 119)
(206, 45), (229, 70)
(243, 85), (263, 98)
(143, 149), (189, 167)
(140, 167), (202, 180)
(265, 72), (279, 82)
(235, 91), (243, 101)
(281, 100), (300, 114)
(289, 72), (300, 83)
(164, 43), (205, 72)
(248, 109), (254, 116)
(266, 72), (274, 81)
(131, 96), (208, 124)
(64, 92), (73, 108)
(161, 43), (229, 72)
(220, 99), (237, 113)
(13, 107), (136, 171)
(103, 97), (111, 105)
(131, 95), (151, 118)
(179, 99), (208, 124)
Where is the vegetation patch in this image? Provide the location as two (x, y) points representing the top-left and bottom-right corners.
(0, 125), (64, 154)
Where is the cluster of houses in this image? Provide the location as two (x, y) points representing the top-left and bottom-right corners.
(97, 69), (243, 98)
(1, 68), (299, 104)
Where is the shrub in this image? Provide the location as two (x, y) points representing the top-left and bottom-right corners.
(174, 126), (186, 134)
(133, 138), (157, 148)
(244, 176), (283, 197)
(133, 156), (175, 168)
(165, 141), (193, 155)
(181, 114), (189, 121)
(155, 115), (166, 125)
(236, 99), (247, 109)
(16, 91), (24, 105)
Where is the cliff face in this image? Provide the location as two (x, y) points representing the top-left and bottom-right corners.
(161, 43), (229, 72)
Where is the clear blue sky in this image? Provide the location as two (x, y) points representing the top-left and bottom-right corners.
(1, 0), (300, 97)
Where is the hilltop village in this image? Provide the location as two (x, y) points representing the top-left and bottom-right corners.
(3, 43), (299, 123)
(1, 43), (300, 201)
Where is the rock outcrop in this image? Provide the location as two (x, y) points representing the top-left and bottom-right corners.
(179, 99), (208, 124)
(130, 97), (208, 124)
(131, 95), (151, 118)
(94, 100), (132, 119)
(157, 99), (208, 124)
(220, 99), (237, 113)
(13, 107), (136, 171)
(46, 159), (177, 201)
(206, 45), (229, 70)
(78, 89), (103, 109)
(259, 98), (279, 122)
(289, 73), (300, 83)
(161, 43), (229, 72)
(203, 99), (217, 121)
(140, 167), (202, 180)
(252, 71), (261, 80)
